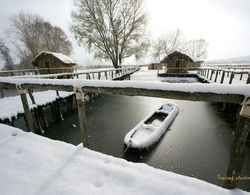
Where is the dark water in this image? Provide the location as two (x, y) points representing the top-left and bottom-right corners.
(14, 70), (250, 191)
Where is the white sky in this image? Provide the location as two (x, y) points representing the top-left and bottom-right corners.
(0, 0), (250, 67)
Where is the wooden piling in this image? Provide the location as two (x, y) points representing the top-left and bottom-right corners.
(105, 71), (108, 79)
(220, 71), (225, 84)
(224, 117), (250, 188)
(247, 73), (250, 84)
(209, 70), (214, 80)
(56, 91), (64, 120)
(75, 88), (89, 147)
(239, 73), (243, 81)
(229, 72), (234, 84)
(19, 89), (35, 132)
(214, 70), (219, 82)
(0, 88), (4, 98)
(206, 69), (209, 78)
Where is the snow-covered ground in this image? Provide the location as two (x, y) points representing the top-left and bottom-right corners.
(0, 124), (248, 195)
(0, 90), (73, 121)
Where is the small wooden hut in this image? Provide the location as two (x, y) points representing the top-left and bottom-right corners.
(32, 51), (76, 74)
(161, 51), (194, 73)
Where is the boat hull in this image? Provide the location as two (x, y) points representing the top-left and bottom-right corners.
(124, 102), (179, 149)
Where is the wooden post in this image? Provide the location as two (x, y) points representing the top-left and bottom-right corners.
(111, 70), (114, 78)
(27, 89), (44, 133)
(0, 88), (4, 98)
(98, 72), (101, 80)
(209, 70), (214, 80)
(224, 98), (250, 189)
(206, 69), (209, 78)
(214, 70), (219, 82)
(229, 72), (234, 84)
(247, 73), (250, 84)
(239, 73), (243, 81)
(75, 88), (89, 147)
(220, 71), (225, 84)
(56, 91), (64, 120)
(105, 71), (108, 79)
(19, 88), (35, 132)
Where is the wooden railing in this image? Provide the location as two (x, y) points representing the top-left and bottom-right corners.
(0, 67), (139, 80)
(197, 68), (250, 84)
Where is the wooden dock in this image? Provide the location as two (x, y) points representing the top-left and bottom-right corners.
(0, 65), (249, 189)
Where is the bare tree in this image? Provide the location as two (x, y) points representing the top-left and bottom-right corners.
(71, 0), (148, 68)
(0, 39), (15, 70)
(184, 39), (208, 60)
(40, 22), (72, 55)
(10, 12), (72, 68)
(151, 29), (184, 61)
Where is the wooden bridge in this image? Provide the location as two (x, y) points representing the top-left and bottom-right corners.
(0, 65), (250, 189)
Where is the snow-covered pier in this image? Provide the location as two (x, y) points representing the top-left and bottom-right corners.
(0, 66), (250, 189)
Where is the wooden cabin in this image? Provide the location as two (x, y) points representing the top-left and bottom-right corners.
(148, 63), (164, 70)
(161, 51), (195, 73)
(32, 51), (76, 74)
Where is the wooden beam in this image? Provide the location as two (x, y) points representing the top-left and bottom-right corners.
(82, 86), (244, 104)
(0, 82), (246, 104)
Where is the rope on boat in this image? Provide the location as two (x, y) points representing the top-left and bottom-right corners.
(119, 144), (130, 158)
(119, 129), (138, 158)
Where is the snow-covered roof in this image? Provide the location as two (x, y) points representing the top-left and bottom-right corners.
(32, 51), (76, 65)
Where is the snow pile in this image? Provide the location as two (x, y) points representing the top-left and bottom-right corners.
(124, 102), (179, 148)
(0, 90), (73, 121)
(0, 124), (248, 195)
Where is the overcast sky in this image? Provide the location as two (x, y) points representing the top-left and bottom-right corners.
(0, 0), (250, 67)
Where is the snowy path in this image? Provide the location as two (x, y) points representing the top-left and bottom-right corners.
(0, 124), (248, 195)
(0, 90), (73, 121)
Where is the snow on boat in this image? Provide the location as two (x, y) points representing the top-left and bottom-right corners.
(124, 102), (179, 149)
